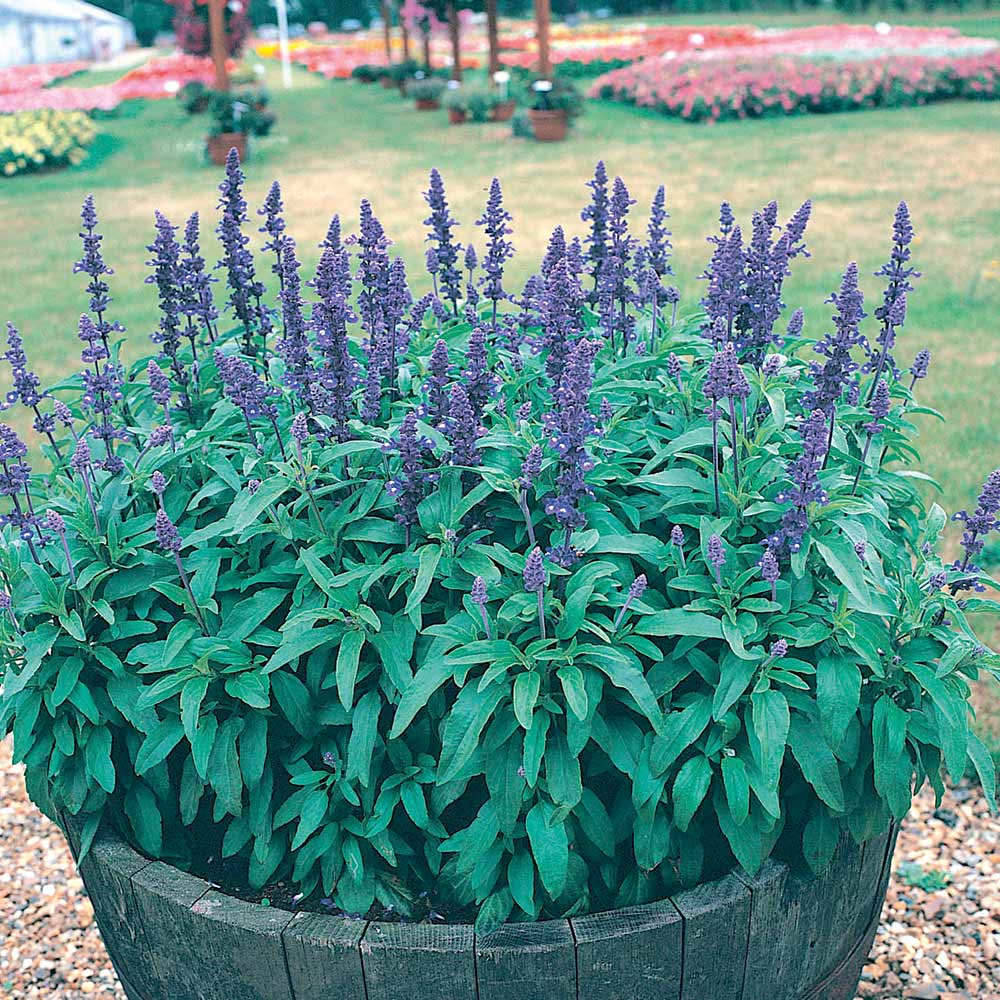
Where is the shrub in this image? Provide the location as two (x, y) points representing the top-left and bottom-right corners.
(0, 110), (96, 177)
(1, 157), (998, 931)
(406, 76), (446, 103)
(177, 80), (210, 115)
(350, 64), (382, 83)
(443, 84), (498, 122)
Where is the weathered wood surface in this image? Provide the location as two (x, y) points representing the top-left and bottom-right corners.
(572, 899), (683, 1000)
(283, 911), (368, 999)
(477, 919), (576, 1000)
(673, 872), (751, 1000)
(361, 921), (477, 1000)
(71, 823), (897, 1000)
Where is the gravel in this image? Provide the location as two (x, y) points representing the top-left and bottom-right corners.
(1, 735), (998, 1000)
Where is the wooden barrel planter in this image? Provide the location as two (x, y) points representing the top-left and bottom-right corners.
(62, 821), (897, 1000)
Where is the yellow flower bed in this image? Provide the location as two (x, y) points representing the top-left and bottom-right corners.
(0, 109), (97, 177)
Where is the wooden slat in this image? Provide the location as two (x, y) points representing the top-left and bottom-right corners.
(672, 872), (750, 1000)
(283, 911), (368, 1000)
(738, 833), (891, 1000)
(75, 831), (157, 1000)
(361, 922), (476, 1000)
(571, 900), (682, 1000)
(477, 920), (576, 1000)
(129, 864), (297, 1000)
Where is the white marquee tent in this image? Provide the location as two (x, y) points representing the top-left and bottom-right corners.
(0, 0), (135, 68)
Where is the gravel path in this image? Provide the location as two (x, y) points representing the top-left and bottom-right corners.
(2, 736), (998, 1000)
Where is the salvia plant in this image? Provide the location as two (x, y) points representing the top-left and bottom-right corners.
(1, 153), (998, 933)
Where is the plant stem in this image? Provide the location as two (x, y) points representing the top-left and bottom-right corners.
(174, 551), (207, 635)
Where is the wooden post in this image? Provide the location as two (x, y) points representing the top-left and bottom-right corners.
(208, 0), (229, 91)
(485, 0), (500, 78)
(422, 26), (432, 70)
(534, 0), (551, 79)
(447, 2), (462, 81)
(401, 7), (411, 61)
(381, 0), (393, 63)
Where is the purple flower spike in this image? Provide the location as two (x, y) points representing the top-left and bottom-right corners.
(629, 574), (647, 599)
(952, 469), (1000, 588)
(423, 169), (463, 316)
(909, 349), (930, 388)
(291, 412), (309, 443)
(476, 178), (514, 328)
(769, 638), (788, 660)
(707, 534), (726, 584)
(759, 547), (779, 601)
(523, 547), (546, 593)
(150, 470), (167, 497)
(771, 409), (830, 552)
(155, 508), (182, 552)
(446, 383), (481, 469)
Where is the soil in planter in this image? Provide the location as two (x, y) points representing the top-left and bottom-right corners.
(189, 847), (477, 925)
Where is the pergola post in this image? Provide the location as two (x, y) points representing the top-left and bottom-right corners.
(447, 2), (462, 81)
(208, 0), (229, 90)
(533, 0), (551, 79)
(381, 0), (393, 62)
(485, 0), (500, 78)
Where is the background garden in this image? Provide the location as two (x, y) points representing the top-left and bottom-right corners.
(1, 0), (999, 997)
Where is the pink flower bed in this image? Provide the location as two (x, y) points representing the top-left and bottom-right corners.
(0, 54), (221, 113)
(0, 62), (89, 95)
(590, 49), (1000, 123)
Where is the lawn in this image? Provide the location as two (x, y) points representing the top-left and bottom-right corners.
(3, 47), (998, 517)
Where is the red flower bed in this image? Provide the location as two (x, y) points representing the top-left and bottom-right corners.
(590, 49), (1000, 123)
(0, 54), (223, 113)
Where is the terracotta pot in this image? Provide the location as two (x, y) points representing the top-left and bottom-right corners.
(528, 108), (568, 142)
(206, 132), (247, 166)
(358, 76), (376, 84)
(415, 98), (440, 111)
(491, 99), (516, 122)
(379, 76), (395, 88)
(447, 107), (467, 125)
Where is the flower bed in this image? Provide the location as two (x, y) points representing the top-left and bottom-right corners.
(0, 54), (223, 114)
(0, 110), (96, 177)
(0, 62), (89, 96)
(591, 50), (1000, 122)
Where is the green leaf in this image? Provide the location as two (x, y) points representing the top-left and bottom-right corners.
(712, 655), (757, 721)
(967, 731), (998, 814)
(390, 658), (454, 738)
(672, 755), (712, 832)
(513, 671), (541, 730)
(291, 789), (329, 851)
(125, 781), (162, 855)
(486, 736), (524, 836)
(525, 802), (568, 899)
(749, 689), (789, 800)
(576, 788), (615, 856)
(872, 695), (910, 819)
(404, 545), (442, 624)
(556, 665), (588, 721)
(650, 697), (712, 775)
(346, 690), (381, 788)
(85, 727), (115, 794)
(802, 808), (839, 874)
(207, 717), (244, 817)
(721, 756), (749, 825)
(788, 714), (845, 812)
(634, 608), (722, 639)
(134, 718), (184, 776)
(507, 849), (536, 916)
(816, 655), (861, 749)
(270, 671), (314, 737)
(180, 676), (210, 743)
(336, 629), (366, 710)
(546, 730), (582, 811)
(585, 647), (663, 734)
(815, 532), (871, 607)
(476, 888), (513, 937)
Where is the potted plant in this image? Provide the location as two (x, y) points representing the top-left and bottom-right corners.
(205, 90), (276, 166)
(491, 69), (516, 121)
(406, 76), (445, 110)
(2, 159), (998, 1000)
(527, 77), (583, 141)
(351, 64), (381, 84)
(443, 86), (468, 124)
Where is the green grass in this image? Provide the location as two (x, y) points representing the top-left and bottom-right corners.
(4, 47), (999, 519)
